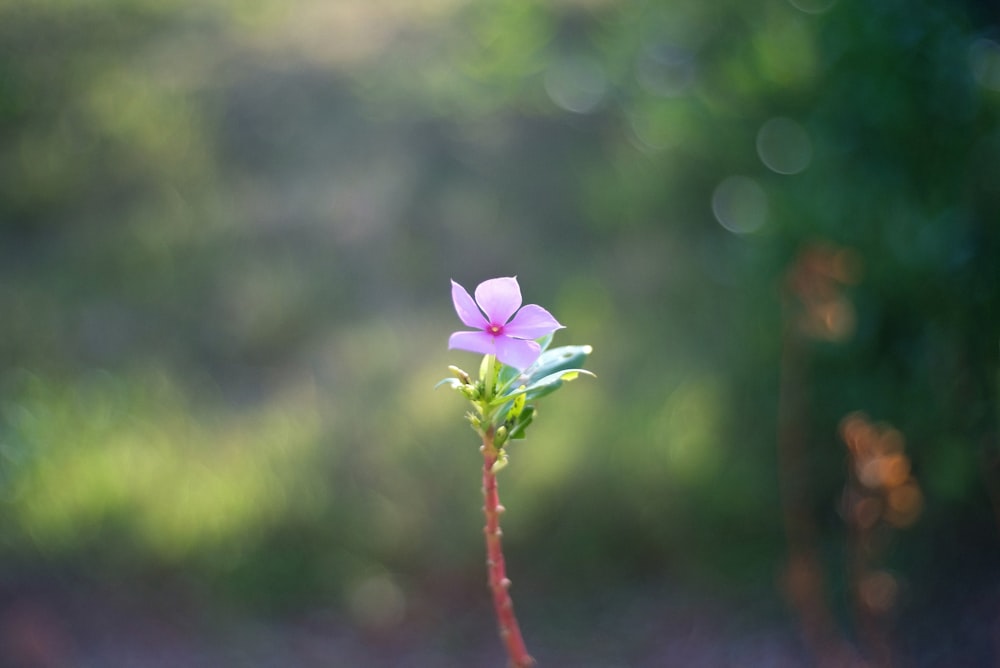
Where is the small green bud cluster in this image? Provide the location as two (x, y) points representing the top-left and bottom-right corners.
(438, 336), (594, 472)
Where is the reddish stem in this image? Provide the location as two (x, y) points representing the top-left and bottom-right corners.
(481, 430), (535, 668)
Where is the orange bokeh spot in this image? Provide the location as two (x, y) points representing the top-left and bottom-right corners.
(860, 571), (898, 613)
(886, 482), (923, 528)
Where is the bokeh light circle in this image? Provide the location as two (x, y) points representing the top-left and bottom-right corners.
(712, 176), (767, 235)
(544, 56), (607, 114)
(756, 117), (812, 175)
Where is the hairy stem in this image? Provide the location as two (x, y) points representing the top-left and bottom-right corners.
(481, 428), (535, 668)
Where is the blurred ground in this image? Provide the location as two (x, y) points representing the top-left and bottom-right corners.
(0, 578), (810, 668)
(1, 569), (999, 667)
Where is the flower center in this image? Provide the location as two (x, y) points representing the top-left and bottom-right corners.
(487, 323), (504, 336)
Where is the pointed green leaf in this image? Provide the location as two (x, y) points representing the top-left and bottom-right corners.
(435, 377), (462, 390)
(492, 343), (594, 398)
(524, 345), (593, 385)
(495, 368), (595, 404)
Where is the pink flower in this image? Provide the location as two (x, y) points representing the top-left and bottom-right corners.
(448, 277), (563, 369)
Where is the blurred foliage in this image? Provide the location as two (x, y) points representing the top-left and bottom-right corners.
(0, 0), (997, 647)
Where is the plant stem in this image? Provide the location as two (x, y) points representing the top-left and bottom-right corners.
(481, 428), (535, 668)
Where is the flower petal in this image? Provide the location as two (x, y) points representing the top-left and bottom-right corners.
(474, 277), (522, 325)
(448, 330), (498, 356)
(503, 304), (564, 339)
(451, 280), (487, 329)
(493, 336), (542, 370)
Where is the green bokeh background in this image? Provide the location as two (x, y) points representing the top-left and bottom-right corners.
(0, 0), (997, 665)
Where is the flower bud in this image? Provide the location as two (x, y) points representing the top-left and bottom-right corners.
(448, 365), (472, 385)
(490, 451), (509, 474)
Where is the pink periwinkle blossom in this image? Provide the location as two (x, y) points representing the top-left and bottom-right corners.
(448, 277), (563, 370)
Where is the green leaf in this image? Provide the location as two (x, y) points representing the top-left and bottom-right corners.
(507, 405), (535, 439)
(497, 362), (521, 388)
(490, 343), (595, 401)
(525, 345), (593, 385)
(435, 377), (462, 390)
(497, 368), (595, 403)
